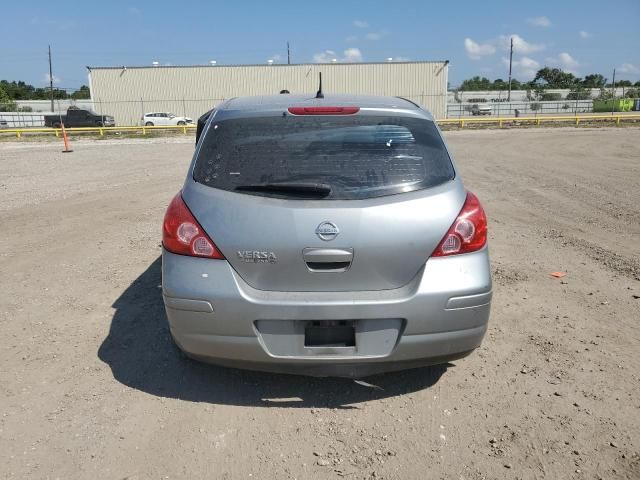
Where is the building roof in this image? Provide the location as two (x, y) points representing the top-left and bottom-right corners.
(86, 60), (448, 70)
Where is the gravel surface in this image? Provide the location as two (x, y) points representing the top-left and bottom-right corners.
(1, 128), (639, 479)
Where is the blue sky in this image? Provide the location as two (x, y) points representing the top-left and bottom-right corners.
(2, 0), (639, 90)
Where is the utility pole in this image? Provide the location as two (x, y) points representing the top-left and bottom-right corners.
(507, 37), (514, 102)
(48, 45), (54, 112)
(287, 41), (290, 65)
(611, 68), (616, 115)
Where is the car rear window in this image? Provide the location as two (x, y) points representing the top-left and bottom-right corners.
(193, 114), (454, 200)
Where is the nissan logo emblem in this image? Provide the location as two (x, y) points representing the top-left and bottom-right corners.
(315, 221), (339, 241)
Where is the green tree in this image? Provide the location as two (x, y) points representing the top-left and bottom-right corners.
(1, 80), (36, 100)
(458, 76), (525, 91)
(492, 78), (507, 90)
(533, 67), (579, 88)
(71, 85), (90, 99)
(615, 80), (632, 87)
(459, 76), (492, 91)
(624, 88), (639, 98)
(582, 74), (607, 88)
(0, 79), (72, 100)
(0, 84), (17, 111)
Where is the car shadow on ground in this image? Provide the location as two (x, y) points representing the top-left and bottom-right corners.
(98, 256), (450, 408)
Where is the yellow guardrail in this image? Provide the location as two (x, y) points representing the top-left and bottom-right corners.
(0, 124), (197, 138)
(438, 113), (640, 128)
(1, 114), (640, 138)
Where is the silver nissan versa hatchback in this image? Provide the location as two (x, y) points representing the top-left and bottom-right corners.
(162, 94), (491, 377)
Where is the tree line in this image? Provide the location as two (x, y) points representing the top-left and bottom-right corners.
(457, 68), (640, 95)
(0, 80), (90, 112)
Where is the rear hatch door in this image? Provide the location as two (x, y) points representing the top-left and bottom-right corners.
(183, 109), (464, 292)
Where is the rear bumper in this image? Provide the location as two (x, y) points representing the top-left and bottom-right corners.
(162, 248), (492, 377)
(172, 326), (485, 377)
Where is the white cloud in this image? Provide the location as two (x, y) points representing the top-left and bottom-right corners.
(464, 38), (496, 60)
(619, 63), (640, 74)
(313, 48), (363, 63)
(267, 54), (282, 63)
(546, 52), (580, 72)
(503, 56), (540, 79)
(353, 20), (368, 29)
(558, 52), (579, 69)
(43, 73), (61, 84)
(499, 34), (545, 54)
(365, 32), (382, 41)
(579, 30), (591, 39)
(313, 50), (337, 63)
(463, 33), (544, 63)
(343, 48), (363, 62)
(527, 16), (551, 27)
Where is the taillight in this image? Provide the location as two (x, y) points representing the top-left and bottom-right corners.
(432, 191), (487, 257)
(162, 193), (224, 259)
(287, 106), (360, 115)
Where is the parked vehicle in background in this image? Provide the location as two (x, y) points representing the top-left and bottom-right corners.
(44, 106), (115, 128)
(471, 103), (492, 115)
(161, 94), (492, 377)
(142, 112), (194, 126)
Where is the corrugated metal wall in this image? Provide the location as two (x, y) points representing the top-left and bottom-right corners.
(88, 62), (448, 125)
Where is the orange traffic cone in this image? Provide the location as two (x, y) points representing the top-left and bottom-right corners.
(61, 122), (73, 153)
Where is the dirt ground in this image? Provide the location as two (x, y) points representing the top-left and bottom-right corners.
(1, 128), (639, 480)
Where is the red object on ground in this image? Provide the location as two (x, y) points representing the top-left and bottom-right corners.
(550, 271), (566, 278)
(61, 123), (73, 153)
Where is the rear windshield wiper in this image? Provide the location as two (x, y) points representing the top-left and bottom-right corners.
(234, 182), (332, 198)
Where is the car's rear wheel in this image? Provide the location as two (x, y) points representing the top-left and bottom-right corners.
(52, 121), (61, 128)
(145, 121), (154, 126)
(177, 121), (186, 126)
(97, 121), (104, 127)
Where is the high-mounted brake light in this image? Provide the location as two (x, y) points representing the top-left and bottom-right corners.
(432, 191), (487, 257)
(162, 193), (224, 259)
(287, 106), (360, 115)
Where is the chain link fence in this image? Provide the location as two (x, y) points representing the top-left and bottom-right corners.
(446, 100), (596, 118)
(2, 96), (639, 128)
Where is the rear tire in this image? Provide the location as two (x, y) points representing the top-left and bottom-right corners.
(52, 121), (61, 128)
(145, 121), (154, 126)
(97, 121), (104, 127)
(177, 121), (186, 126)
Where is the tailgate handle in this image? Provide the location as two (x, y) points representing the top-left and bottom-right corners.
(303, 248), (353, 272)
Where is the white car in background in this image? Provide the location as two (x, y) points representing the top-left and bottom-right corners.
(142, 112), (194, 126)
(470, 104), (492, 116)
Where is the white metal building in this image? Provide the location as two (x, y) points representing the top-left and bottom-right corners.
(87, 61), (449, 125)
